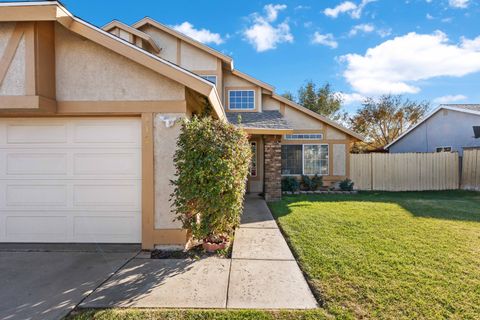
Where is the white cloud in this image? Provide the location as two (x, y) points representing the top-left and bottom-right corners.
(324, 1), (357, 18)
(461, 35), (480, 51)
(426, 13), (434, 20)
(312, 32), (338, 48)
(433, 94), (467, 104)
(243, 4), (293, 52)
(172, 22), (224, 45)
(340, 31), (480, 95)
(449, 0), (469, 8)
(324, 0), (377, 19)
(349, 23), (375, 36)
(264, 4), (287, 22)
(338, 92), (366, 105)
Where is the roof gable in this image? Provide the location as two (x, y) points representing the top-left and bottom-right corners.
(0, 1), (225, 120)
(132, 17), (233, 69)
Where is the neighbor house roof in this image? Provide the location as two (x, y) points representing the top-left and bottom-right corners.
(385, 104), (480, 149)
(226, 111), (293, 135)
(132, 17), (234, 70)
(0, 1), (226, 120)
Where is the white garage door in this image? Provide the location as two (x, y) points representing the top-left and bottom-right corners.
(0, 117), (142, 243)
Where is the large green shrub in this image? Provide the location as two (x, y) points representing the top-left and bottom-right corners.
(171, 116), (252, 242)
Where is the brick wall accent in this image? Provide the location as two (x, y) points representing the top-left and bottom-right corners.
(264, 135), (282, 202)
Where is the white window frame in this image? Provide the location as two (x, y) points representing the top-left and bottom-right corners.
(284, 133), (324, 140)
(302, 144), (329, 176)
(200, 75), (217, 85)
(281, 144), (329, 176)
(250, 141), (257, 177)
(227, 89), (255, 110)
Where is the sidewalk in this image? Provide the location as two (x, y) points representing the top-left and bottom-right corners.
(81, 196), (318, 309)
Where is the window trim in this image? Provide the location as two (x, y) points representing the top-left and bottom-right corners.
(200, 75), (217, 85)
(281, 143), (330, 176)
(227, 89), (256, 110)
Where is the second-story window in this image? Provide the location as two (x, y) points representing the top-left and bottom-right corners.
(228, 90), (255, 110)
(201, 75), (217, 85)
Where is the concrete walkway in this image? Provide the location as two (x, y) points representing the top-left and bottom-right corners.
(81, 196), (318, 310)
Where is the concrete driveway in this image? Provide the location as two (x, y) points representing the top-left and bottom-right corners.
(0, 244), (139, 320)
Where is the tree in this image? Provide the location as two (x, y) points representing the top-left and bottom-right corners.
(349, 95), (429, 151)
(297, 81), (345, 121)
(281, 91), (294, 101)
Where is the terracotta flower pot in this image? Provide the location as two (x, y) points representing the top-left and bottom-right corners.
(202, 236), (229, 252)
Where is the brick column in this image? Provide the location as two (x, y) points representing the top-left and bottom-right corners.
(264, 135), (282, 202)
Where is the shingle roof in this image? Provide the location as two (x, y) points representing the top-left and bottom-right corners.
(440, 104), (480, 112)
(226, 111), (292, 130)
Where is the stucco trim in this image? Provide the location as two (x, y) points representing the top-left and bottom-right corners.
(141, 113), (155, 249)
(57, 100), (187, 114)
(244, 128), (293, 135)
(0, 95), (56, 112)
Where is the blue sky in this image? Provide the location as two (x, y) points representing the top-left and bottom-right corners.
(58, 0), (480, 112)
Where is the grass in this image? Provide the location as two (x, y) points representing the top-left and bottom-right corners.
(69, 309), (330, 320)
(269, 191), (480, 320)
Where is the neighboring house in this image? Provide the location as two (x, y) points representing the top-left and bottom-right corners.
(385, 105), (480, 156)
(0, 2), (362, 248)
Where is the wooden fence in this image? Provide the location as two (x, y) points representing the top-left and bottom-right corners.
(461, 149), (480, 191)
(350, 152), (460, 191)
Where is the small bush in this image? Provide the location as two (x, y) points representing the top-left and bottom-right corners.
(282, 177), (300, 192)
(301, 174), (323, 191)
(171, 116), (252, 242)
(339, 179), (355, 191)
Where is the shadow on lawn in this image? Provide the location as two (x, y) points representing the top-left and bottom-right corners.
(274, 190), (480, 223)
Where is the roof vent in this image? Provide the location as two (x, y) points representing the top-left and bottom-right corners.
(474, 126), (480, 139)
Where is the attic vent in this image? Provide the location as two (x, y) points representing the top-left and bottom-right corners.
(474, 126), (480, 139)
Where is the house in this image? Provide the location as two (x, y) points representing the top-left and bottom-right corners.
(0, 1), (362, 248)
(385, 104), (480, 156)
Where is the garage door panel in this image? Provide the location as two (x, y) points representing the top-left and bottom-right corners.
(5, 216), (69, 242)
(6, 123), (68, 144)
(73, 215), (140, 243)
(0, 117), (142, 243)
(6, 184), (67, 206)
(73, 120), (141, 144)
(6, 153), (68, 175)
(73, 183), (140, 207)
(73, 152), (140, 176)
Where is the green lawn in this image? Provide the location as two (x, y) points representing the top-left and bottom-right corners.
(269, 191), (480, 319)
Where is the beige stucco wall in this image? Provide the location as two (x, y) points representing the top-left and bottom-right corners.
(326, 126), (347, 140)
(154, 113), (184, 229)
(283, 105), (324, 129)
(262, 95), (281, 111)
(55, 25), (185, 101)
(333, 144), (346, 176)
(140, 25), (178, 63)
(180, 42), (217, 71)
(0, 23), (26, 96)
